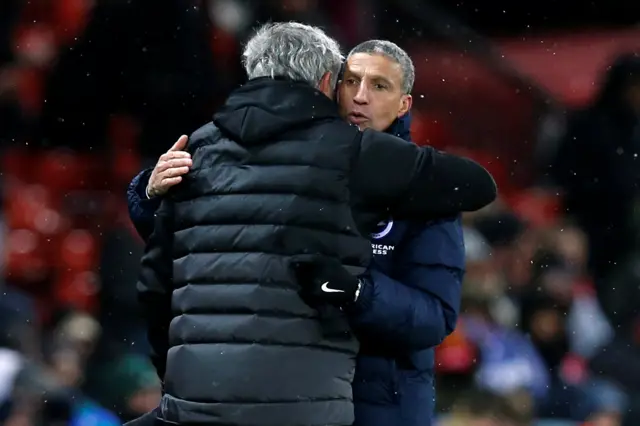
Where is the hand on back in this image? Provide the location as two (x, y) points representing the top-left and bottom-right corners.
(146, 135), (192, 198)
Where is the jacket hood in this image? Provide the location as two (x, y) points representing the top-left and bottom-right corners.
(213, 77), (341, 145)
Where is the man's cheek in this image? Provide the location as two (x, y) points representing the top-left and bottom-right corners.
(337, 98), (350, 116)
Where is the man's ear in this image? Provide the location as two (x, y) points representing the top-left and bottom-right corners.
(318, 71), (334, 99)
(397, 94), (412, 118)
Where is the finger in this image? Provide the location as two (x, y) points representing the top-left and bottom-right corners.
(161, 166), (190, 178)
(159, 151), (191, 163)
(169, 135), (189, 152)
(155, 160), (171, 173)
(156, 159), (190, 176)
(156, 156), (191, 174)
(160, 176), (182, 188)
(165, 158), (192, 169)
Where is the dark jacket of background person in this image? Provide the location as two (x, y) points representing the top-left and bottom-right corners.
(135, 77), (495, 425)
(552, 54), (640, 285)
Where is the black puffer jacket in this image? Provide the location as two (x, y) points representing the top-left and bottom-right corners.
(138, 77), (496, 426)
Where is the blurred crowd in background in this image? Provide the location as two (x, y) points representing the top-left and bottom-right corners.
(2, 0), (640, 425)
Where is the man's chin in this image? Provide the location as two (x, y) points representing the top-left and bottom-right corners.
(348, 120), (372, 131)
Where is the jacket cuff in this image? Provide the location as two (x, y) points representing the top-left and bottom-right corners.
(132, 169), (162, 211)
(350, 276), (374, 314)
(136, 169), (153, 200)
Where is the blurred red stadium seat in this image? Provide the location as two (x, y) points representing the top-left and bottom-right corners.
(58, 229), (97, 272)
(4, 183), (54, 230)
(53, 0), (93, 46)
(54, 270), (99, 313)
(109, 115), (141, 185)
(12, 24), (55, 121)
(410, 110), (456, 150)
(448, 147), (513, 198)
(210, 27), (238, 61)
(35, 150), (106, 196)
(5, 229), (49, 284)
(17, 66), (45, 116)
(1, 148), (31, 182)
(36, 150), (87, 193)
(508, 188), (562, 228)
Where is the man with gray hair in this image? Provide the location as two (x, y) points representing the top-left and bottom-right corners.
(130, 22), (495, 426)
(330, 39), (464, 426)
(339, 39), (416, 131)
(242, 21), (344, 91)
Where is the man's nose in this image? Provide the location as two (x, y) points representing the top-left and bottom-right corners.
(353, 83), (369, 105)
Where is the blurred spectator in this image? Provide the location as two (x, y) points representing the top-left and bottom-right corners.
(439, 388), (533, 426)
(94, 354), (161, 423)
(0, 0), (26, 145)
(552, 54), (640, 286)
(550, 54), (640, 424)
(436, 217), (627, 424)
(459, 281), (551, 405)
(39, 0), (218, 160)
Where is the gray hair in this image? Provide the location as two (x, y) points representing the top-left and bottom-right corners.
(348, 40), (415, 94)
(242, 22), (344, 89)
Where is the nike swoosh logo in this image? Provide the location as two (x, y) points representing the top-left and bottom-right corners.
(321, 281), (344, 293)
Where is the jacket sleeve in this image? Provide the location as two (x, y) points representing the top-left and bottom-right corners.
(349, 217), (464, 350)
(127, 168), (162, 241)
(136, 198), (174, 381)
(352, 130), (497, 218)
